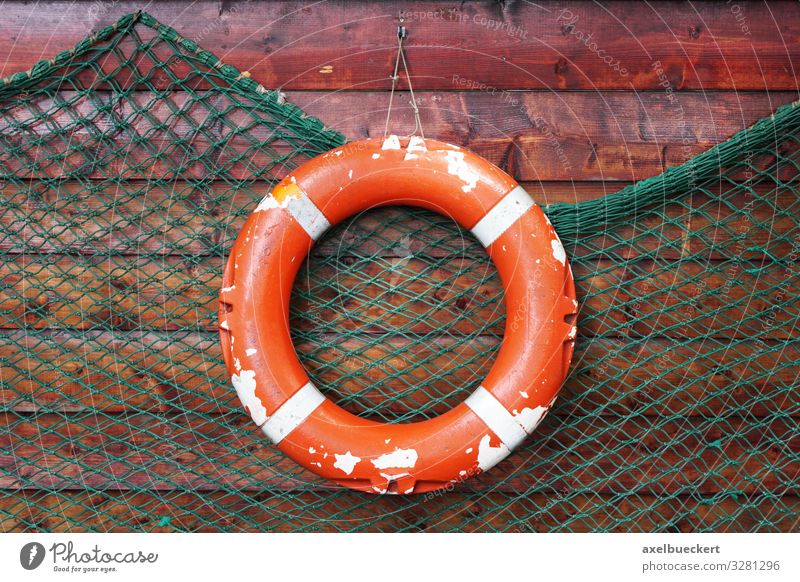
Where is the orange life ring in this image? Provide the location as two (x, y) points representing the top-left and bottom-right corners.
(219, 136), (577, 495)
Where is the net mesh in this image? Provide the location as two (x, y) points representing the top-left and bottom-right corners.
(1, 12), (798, 533)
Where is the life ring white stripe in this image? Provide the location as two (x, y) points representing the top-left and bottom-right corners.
(257, 188), (331, 241)
(262, 381), (326, 444)
(464, 386), (527, 450)
(287, 192), (330, 241)
(470, 185), (535, 247)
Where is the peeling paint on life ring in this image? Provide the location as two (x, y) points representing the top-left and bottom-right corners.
(219, 136), (577, 495)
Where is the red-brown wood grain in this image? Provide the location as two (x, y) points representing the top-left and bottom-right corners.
(3, 182), (796, 260)
(2, 330), (797, 417)
(1, 411), (797, 495)
(2, 255), (796, 339)
(0, 90), (796, 182)
(1, 1), (799, 91)
(2, 489), (796, 532)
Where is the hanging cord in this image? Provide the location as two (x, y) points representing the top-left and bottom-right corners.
(383, 22), (425, 139)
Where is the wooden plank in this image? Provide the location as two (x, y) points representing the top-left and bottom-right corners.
(0, 181), (258, 256)
(2, 90), (797, 182)
(2, 489), (797, 532)
(0, 489), (423, 532)
(3, 179), (796, 259)
(290, 91), (799, 150)
(569, 189), (800, 261)
(0, 254), (508, 333)
(296, 91), (797, 181)
(0, 330), (225, 414)
(1, 181), (593, 257)
(2, 329), (797, 418)
(0, 89), (328, 181)
(0, 254), (226, 330)
(629, 260), (800, 340)
(1, 2), (799, 90)
(419, 492), (800, 533)
(3, 331), (797, 418)
(5, 88), (793, 152)
(0, 410), (323, 491)
(565, 337), (800, 417)
(2, 252), (796, 339)
(574, 259), (798, 340)
(1, 411), (797, 495)
(472, 415), (800, 496)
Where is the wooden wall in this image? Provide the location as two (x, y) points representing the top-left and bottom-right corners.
(2, 1), (798, 190)
(1, 0), (799, 531)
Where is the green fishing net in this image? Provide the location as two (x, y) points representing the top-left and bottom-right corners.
(0, 12), (797, 532)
